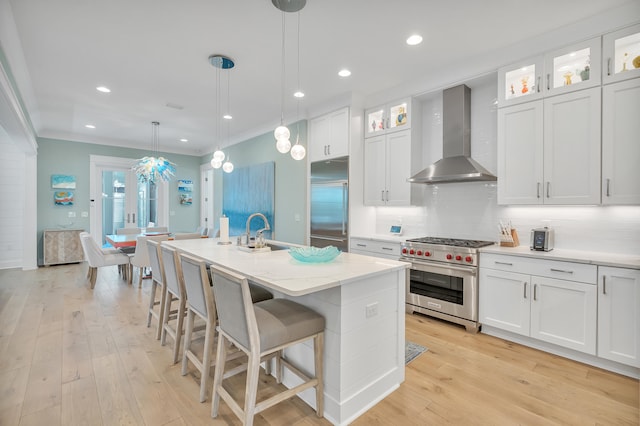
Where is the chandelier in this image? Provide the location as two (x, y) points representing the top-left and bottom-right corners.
(134, 121), (176, 183)
(209, 54), (234, 173)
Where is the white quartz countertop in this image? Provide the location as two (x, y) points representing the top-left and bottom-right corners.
(350, 234), (411, 244)
(164, 238), (410, 296)
(480, 245), (640, 270)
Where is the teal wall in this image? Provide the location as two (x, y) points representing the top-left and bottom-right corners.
(37, 138), (201, 263)
(200, 120), (308, 245)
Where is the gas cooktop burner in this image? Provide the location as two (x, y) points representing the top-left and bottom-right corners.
(406, 237), (495, 248)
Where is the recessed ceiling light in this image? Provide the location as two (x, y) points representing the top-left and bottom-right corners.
(338, 69), (351, 77)
(406, 35), (423, 46)
(223, 114), (232, 120)
(85, 124), (96, 129)
(180, 138), (188, 143)
(96, 86), (111, 93)
(294, 91), (305, 98)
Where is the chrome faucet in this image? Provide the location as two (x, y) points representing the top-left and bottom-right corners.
(245, 213), (270, 246)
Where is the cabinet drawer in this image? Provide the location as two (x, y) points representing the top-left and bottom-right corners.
(350, 238), (400, 258)
(480, 253), (597, 284)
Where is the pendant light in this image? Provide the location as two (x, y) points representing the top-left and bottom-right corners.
(209, 54), (234, 172)
(290, 11), (306, 161)
(133, 121), (176, 183)
(274, 10), (291, 154)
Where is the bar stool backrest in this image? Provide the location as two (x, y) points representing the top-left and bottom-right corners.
(179, 254), (212, 320)
(147, 239), (165, 287)
(161, 245), (184, 297)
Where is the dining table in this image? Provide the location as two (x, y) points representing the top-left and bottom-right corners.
(105, 231), (172, 249)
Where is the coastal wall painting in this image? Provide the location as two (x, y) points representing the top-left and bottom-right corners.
(180, 193), (193, 205)
(51, 174), (76, 189)
(54, 191), (74, 205)
(223, 162), (274, 238)
(177, 179), (193, 192)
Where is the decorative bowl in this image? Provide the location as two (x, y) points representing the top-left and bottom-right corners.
(288, 246), (341, 263)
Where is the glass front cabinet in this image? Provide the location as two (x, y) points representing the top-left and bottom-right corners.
(603, 23), (640, 85)
(365, 98), (412, 137)
(498, 37), (601, 106)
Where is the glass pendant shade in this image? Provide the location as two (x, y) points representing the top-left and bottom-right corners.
(290, 142), (306, 160)
(276, 137), (291, 153)
(222, 159), (234, 173)
(134, 121), (175, 183)
(210, 158), (223, 169)
(213, 149), (225, 162)
(274, 125), (290, 141)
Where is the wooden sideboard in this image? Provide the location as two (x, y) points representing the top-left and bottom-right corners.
(43, 228), (84, 266)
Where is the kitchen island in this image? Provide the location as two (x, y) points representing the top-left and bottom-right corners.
(164, 238), (409, 425)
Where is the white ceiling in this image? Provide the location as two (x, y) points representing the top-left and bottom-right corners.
(2, 0), (638, 156)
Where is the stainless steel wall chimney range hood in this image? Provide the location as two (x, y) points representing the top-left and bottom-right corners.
(408, 84), (497, 184)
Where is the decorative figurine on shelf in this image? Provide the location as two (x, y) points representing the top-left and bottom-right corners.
(510, 84), (515, 95)
(634, 55), (640, 69)
(622, 53), (629, 71)
(580, 65), (590, 82)
(563, 71), (573, 86)
(396, 106), (407, 126)
(521, 76), (529, 94)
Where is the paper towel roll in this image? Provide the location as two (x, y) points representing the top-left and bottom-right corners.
(219, 216), (229, 243)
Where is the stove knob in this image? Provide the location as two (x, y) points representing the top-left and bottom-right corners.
(465, 256), (473, 263)
(425, 251), (431, 257)
(409, 249), (415, 255)
(401, 248), (408, 254)
(416, 250), (422, 256)
(446, 254), (452, 260)
(455, 255), (462, 261)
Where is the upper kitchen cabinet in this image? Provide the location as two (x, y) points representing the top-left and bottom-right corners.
(497, 37), (600, 107)
(365, 98), (413, 137)
(602, 78), (640, 204)
(498, 57), (544, 106)
(309, 107), (349, 162)
(498, 87), (601, 205)
(602, 23), (640, 85)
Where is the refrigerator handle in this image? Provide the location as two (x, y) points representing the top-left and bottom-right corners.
(342, 182), (347, 236)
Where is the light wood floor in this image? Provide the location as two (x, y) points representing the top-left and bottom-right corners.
(0, 263), (637, 426)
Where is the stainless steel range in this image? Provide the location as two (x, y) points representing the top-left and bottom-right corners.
(401, 237), (494, 332)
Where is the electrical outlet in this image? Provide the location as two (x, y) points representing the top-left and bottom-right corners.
(294, 213), (301, 222)
(81, 211), (88, 217)
(365, 302), (379, 318)
(68, 211), (76, 218)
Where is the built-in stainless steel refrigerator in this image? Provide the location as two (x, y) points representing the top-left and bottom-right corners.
(310, 156), (349, 252)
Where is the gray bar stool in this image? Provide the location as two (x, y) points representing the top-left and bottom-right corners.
(209, 266), (325, 426)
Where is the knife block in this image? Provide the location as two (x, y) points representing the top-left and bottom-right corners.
(499, 229), (520, 247)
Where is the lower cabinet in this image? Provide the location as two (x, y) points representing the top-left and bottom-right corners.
(43, 228), (85, 266)
(350, 237), (401, 260)
(479, 253), (597, 355)
(597, 266), (640, 367)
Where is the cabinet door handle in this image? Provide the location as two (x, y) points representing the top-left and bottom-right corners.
(523, 282), (527, 299)
(537, 76), (541, 93)
(537, 182), (541, 198)
(533, 284), (537, 301)
(386, 190), (389, 202)
(327, 145), (331, 156)
(550, 268), (574, 274)
(546, 74), (550, 91)
(546, 182), (550, 198)
(606, 178), (611, 197)
(132, 213), (135, 224)
(607, 58), (611, 76)
(382, 247), (394, 251)
(381, 190), (385, 202)
(602, 276), (607, 295)
(495, 261), (513, 266)
(127, 213), (130, 223)
(356, 243), (366, 247)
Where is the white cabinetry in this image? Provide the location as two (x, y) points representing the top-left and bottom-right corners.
(602, 23), (640, 85)
(497, 37), (600, 107)
(365, 98), (412, 138)
(479, 253), (597, 355)
(309, 107), (349, 161)
(498, 87), (601, 205)
(602, 78), (640, 204)
(597, 266), (640, 368)
(350, 237), (401, 260)
(364, 98), (422, 207)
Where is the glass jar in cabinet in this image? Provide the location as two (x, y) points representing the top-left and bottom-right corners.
(603, 23), (640, 85)
(365, 98), (411, 137)
(543, 37), (601, 96)
(497, 57), (544, 107)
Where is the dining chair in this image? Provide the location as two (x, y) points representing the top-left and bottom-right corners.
(209, 266), (325, 425)
(130, 234), (169, 286)
(146, 226), (169, 233)
(160, 244), (188, 363)
(79, 232), (130, 289)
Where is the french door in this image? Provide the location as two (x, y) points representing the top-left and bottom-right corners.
(90, 155), (168, 246)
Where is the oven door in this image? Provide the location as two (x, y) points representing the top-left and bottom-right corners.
(406, 260), (478, 322)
